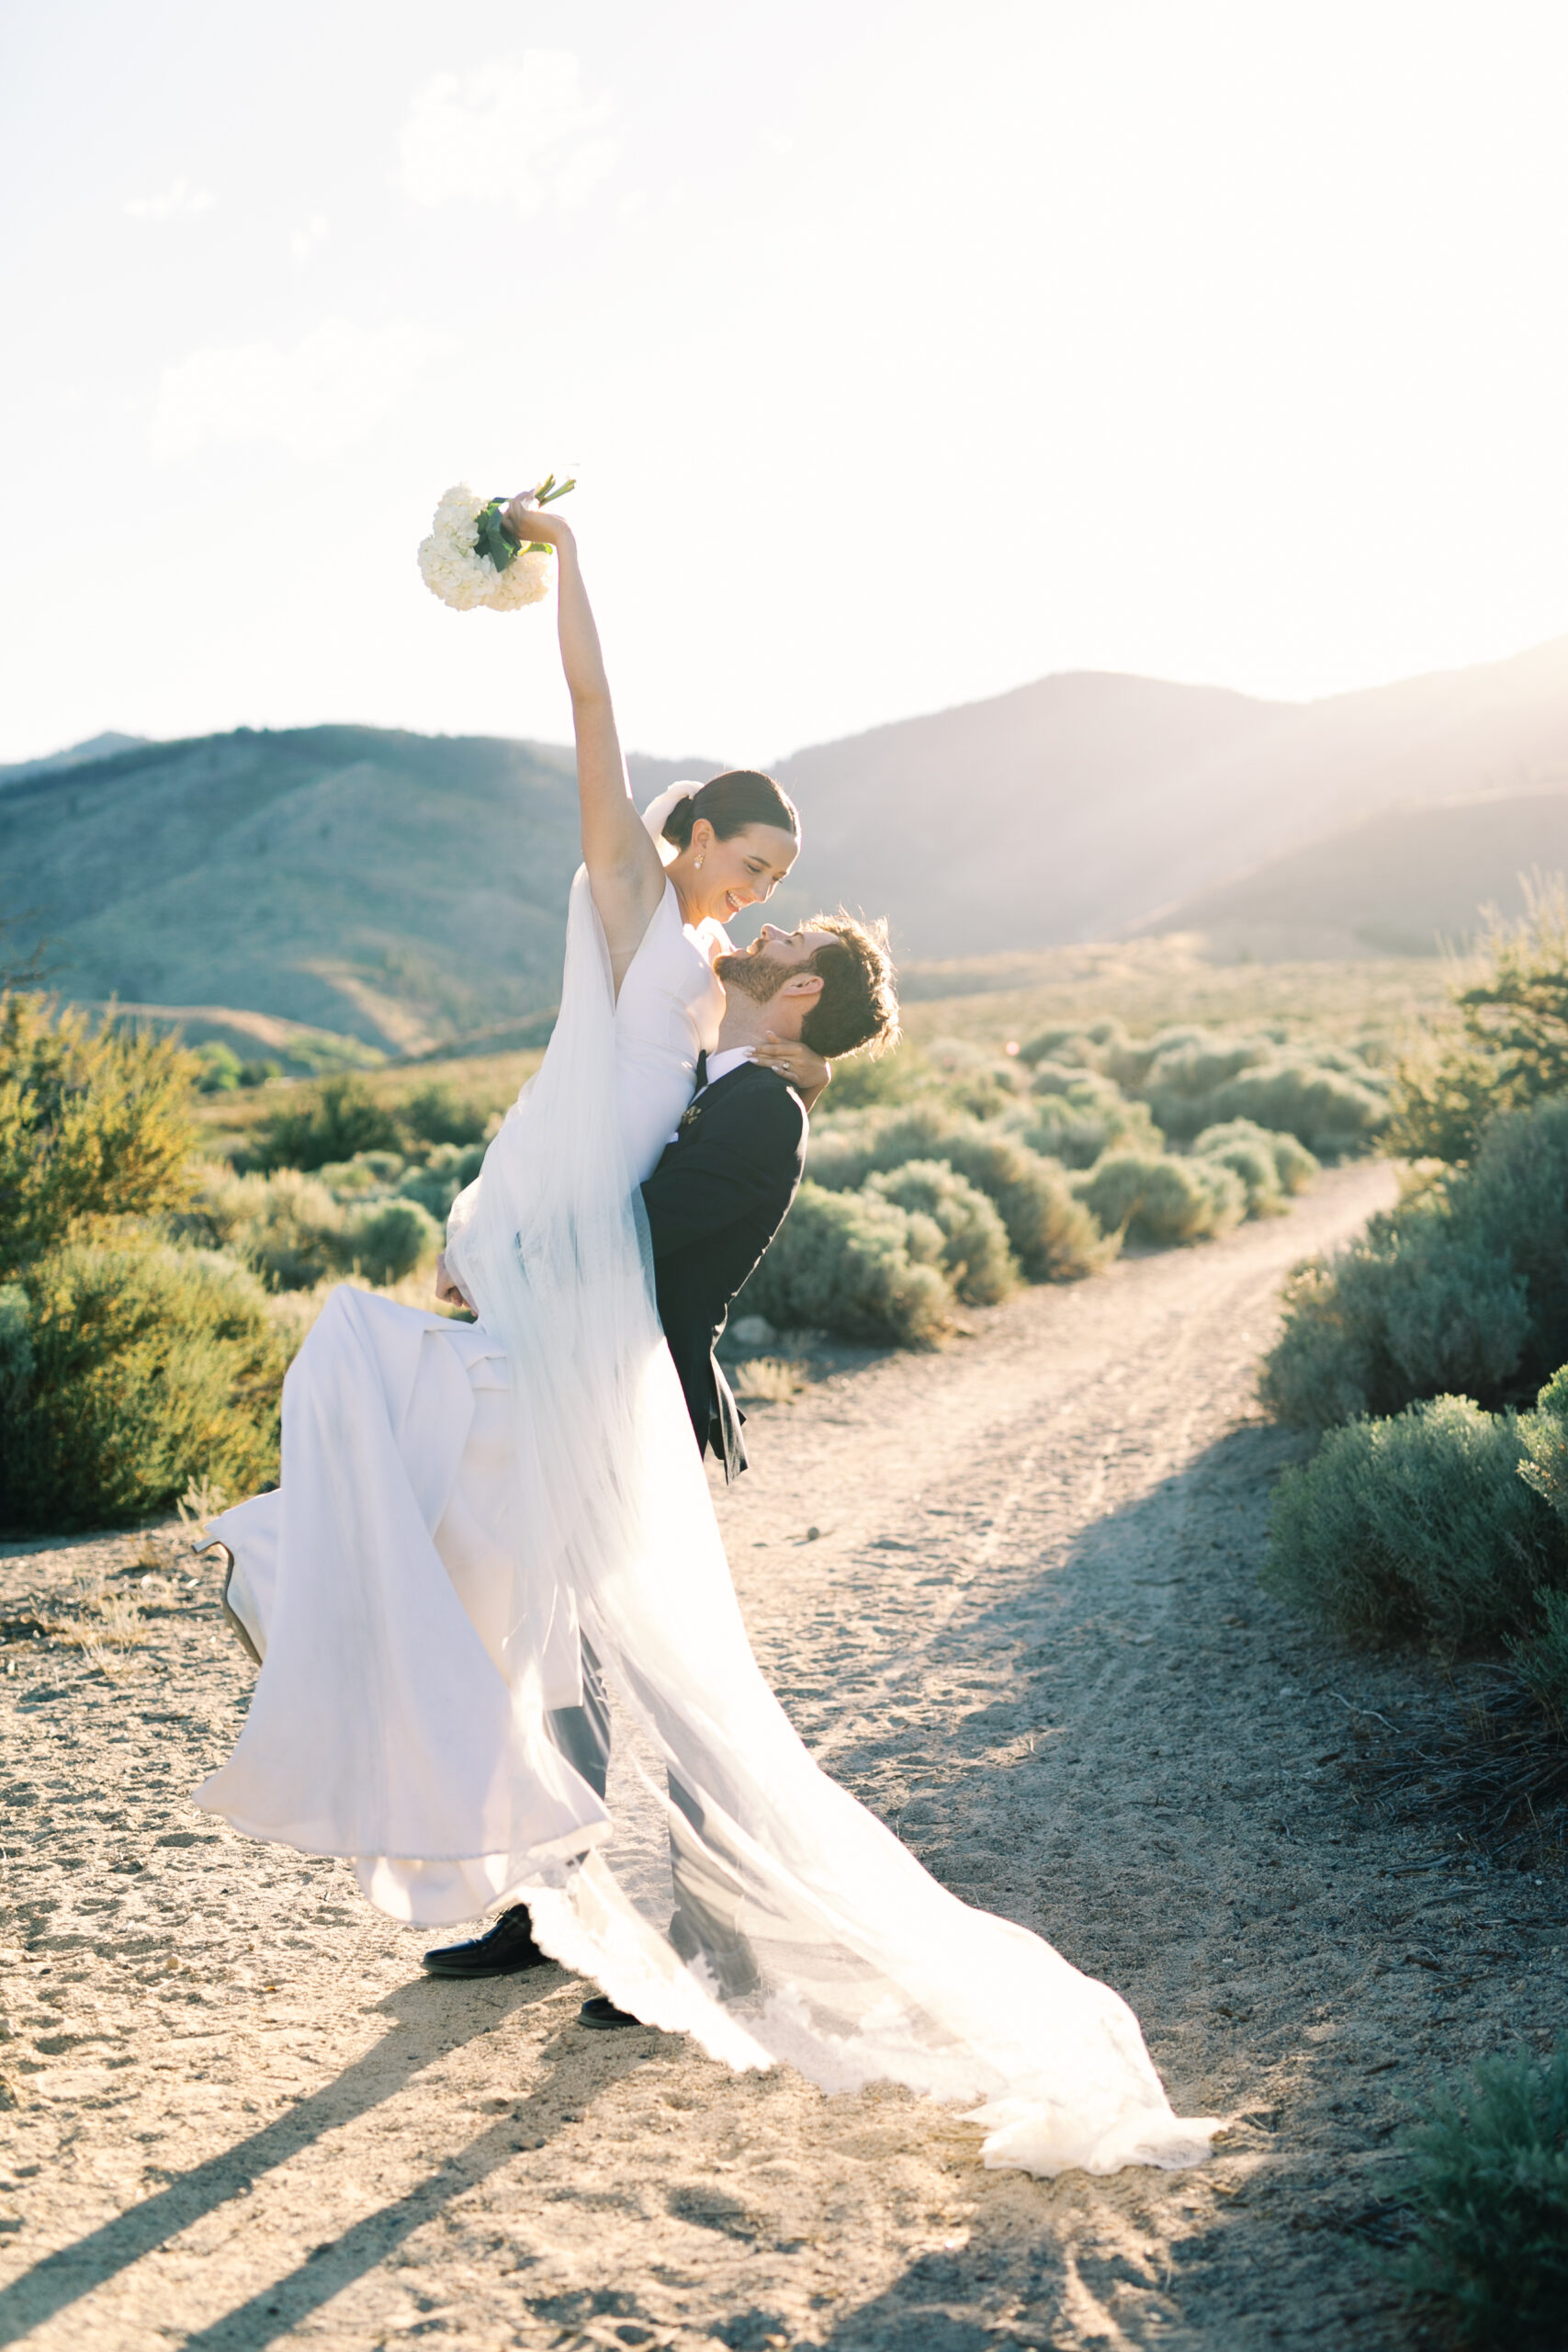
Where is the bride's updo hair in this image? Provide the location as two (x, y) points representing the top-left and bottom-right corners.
(661, 769), (800, 853)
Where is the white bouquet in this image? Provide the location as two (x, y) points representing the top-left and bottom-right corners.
(417, 474), (576, 613)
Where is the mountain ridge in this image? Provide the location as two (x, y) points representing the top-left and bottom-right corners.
(7, 630), (1568, 1046)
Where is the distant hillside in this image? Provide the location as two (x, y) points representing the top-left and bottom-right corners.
(9, 631), (1568, 1046)
(0, 727), (598, 1051)
(1131, 789), (1568, 957)
(0, 731), (147, 783)
(761, 635), (1568, 956)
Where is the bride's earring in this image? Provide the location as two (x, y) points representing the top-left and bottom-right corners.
(694, 856), (705, 870)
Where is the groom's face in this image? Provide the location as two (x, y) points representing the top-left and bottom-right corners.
(714, 925), (827, 1003)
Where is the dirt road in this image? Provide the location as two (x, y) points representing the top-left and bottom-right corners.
(3, 1160), (1563, 2351)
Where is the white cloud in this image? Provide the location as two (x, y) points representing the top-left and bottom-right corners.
(291, 213), (329, 262)
(122, 176), (215, 222)
(151, 318), (441, 463)
(399, 51), (614, 214)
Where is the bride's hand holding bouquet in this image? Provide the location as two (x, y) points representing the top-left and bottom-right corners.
(417, 475), (576, 613)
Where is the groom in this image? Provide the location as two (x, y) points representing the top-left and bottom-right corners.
(423, 910), (899, 1989)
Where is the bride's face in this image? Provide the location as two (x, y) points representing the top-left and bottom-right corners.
(683, 821), (797, 926)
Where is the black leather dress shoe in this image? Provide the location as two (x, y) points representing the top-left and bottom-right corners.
(578, 1995), (641, 2030)
(422, 1905), (549, 1977)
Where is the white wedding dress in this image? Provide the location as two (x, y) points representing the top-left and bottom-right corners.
(196, 800), (1216, 2177)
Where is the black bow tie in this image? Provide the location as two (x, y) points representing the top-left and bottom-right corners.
(694, 1049), (709, 1088)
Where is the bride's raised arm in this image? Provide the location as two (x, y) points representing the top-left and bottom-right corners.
(504, 493), (665, 974)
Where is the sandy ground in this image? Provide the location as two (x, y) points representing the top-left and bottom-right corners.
(3, 1159), (1565, 2352)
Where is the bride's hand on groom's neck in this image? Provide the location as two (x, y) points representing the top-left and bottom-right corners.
(754, 1033), (830, 1109)
(434, 1252), (475, 1314)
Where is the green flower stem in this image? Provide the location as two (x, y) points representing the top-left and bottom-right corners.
(475, 478), (577, 571)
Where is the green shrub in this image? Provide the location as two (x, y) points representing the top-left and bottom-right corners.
(1261, 1098), (1568, 1431)
(0, 1240), (293, 1532)
(395, 1140), (487, 1221)
(1140, 1034), (1271, 1136)
(186, 1166), (349, 1290)
(196, 1041), (244, 1092)
(250, 1075), (402, 1171)
(923, 1036), (1028, 1120)
(1019, 1023), (1106, 1070)
(739, 1181), (953, 1346)
(1177, 1055), (1388, 1155)
(807, 1106), (1106, 1280)
(344, 1198), (441, 1285)
(316, 1149), (406, 1198)
(1075, 1149), (1246, 1246)
(398, 1082), (490, 1149)
(186, 1166), (441, 1290)
(1021, 1069), (1163, 1170)
(1262, 1396), (1559, 1649)
(1511, 1589), (1568, 1729)
(932, 1126), (1109, 1279)
(0, 991), (197, 1275)
(1391, 878), (1568, 1163)
(1517, 1362), (1568, 1519)
(865, 1160), (1016, 1305)
(1394, 2039), (1568, 2349)
(1194, 1118), (1319, 1195)
(1194, 1135), (1283, 1216)
(1260, 1216), (1531, 1433)
(817, 1036), (932, 1111)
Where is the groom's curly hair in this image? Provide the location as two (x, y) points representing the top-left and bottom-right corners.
(798, 914), (900, 1060)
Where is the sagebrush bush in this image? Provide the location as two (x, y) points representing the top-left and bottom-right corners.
(1262, 1096), (1568, 1430)
(1178, 1055), (1388, 1155)
(317, 1149), (406, 1198)
(1390, 877), (1568, 1163)
(1140, 1035), (1271, 1136)
(398, 1082), (490, 1148)
(395, 1140), (487, 1221)
(933, 1126), (1108, 1278)
(814, 1036), (931, 1111)
(187, 1166), (348, 1289)
(250, 1075), (403, 1171)
(1021, 1069), (1163, 1170)
(1075, 1149), (1246, 1245)
(1260, 1219), (1531, 1434)
(807, 1106), (1107, 1280)
(1511, 1589), (1568, 1728)
(1262, 1395), (1560, 1649)
(739, 1181), (953, 1346)
(0, 991), (197, 1274)
(922, 1036), (1028, 1119)
(1395, 2040), (1568, 2350)
(1193, 1118), (1319, 1194)
(348, 1198), (441, 1285)
(1020, 1023), (1109, 1071)
(0, 1240), (292, 1532)
(1195, 1134), (1284, 1216)
(865, 1159), (1017, 1305)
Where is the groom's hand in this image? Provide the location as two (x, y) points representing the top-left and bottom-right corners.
(434, 1252), (474, 1312)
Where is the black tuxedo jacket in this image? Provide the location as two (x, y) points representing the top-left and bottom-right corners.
(639, 1060), (807, 1483)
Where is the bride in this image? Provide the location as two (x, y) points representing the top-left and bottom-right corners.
(196, 493), (1217, 2177)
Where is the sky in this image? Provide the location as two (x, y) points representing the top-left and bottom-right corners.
(3, 0), (1568, 768)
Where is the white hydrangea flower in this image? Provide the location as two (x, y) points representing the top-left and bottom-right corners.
(417, 482), (553, 613)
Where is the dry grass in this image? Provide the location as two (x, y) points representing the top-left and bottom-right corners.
(189, 1045), (547, 1163)
(898, 940), (1451, 1056)
(1337, 1668), (1568, 1868)
(729, 1355), (812, 1405)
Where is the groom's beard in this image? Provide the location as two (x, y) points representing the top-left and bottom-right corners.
(713, 947), (795, 1005)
